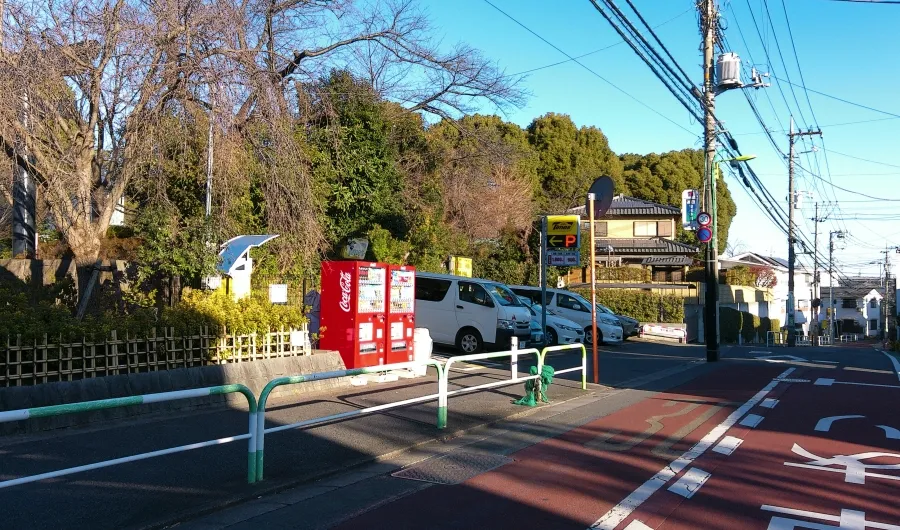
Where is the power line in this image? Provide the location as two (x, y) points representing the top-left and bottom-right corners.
(508, 7), (694, 77)
(773, 76), (900, 119)
(480, 0), (698, 136)
(821, 147), (900, 169)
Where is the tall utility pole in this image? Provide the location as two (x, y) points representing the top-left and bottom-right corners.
(810, 203), (826, 341)
(828, 230), (845, 341)
(702, 0), (719, 362)
(787, 118), (821, 347)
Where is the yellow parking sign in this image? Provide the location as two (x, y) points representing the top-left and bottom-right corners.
(546, 215), (581, 249)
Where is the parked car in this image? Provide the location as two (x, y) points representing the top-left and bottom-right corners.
(415, 272), (532, 353)
(516, 296), (585, 346)
(509, 285), (623, 345)
(598, 302), (640, 338)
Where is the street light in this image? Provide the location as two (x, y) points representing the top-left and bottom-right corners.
(705, 153), (756, 362)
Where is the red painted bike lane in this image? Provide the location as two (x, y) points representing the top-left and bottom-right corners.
(609, 366), (900, 530)
(334, 363), (789, 530)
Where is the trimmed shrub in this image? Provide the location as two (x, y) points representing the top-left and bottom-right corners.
(572, 288), (684, 323)
(720, 308), (777, 343)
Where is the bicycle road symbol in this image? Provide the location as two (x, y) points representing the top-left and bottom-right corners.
(585, 398), (740, 459)
(784, 443), (900, 485)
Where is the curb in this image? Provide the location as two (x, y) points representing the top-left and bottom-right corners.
(153, 360), (707, 530)
(150, 389), (596, 530)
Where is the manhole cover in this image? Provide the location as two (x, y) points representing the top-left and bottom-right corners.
(392, 451), (513, 485)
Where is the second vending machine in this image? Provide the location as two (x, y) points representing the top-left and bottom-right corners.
(386, 265), (416, 364)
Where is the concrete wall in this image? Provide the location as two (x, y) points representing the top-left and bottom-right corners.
(0, 351), (348, 436)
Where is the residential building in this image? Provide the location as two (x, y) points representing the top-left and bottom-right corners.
(718, 251), (835, 332)
(567, 195), (698, 283)
(819, 286), (884, 337)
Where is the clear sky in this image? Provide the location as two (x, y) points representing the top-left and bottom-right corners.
(421, 0), (900, 279)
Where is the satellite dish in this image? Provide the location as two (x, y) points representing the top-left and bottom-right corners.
(586, 176), (615, 218)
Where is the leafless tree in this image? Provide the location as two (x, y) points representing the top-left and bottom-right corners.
(0, 0), (525, 265)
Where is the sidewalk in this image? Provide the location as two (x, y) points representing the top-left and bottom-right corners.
(171, 359), (713, 530)
(0, 342), (705, 530)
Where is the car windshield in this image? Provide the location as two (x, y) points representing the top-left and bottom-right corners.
(487, 283), (521, 306)
(572, 293), (614, 314)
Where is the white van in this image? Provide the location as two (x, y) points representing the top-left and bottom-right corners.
(509, 285), (623, 345)
(415, 272), (532, 353)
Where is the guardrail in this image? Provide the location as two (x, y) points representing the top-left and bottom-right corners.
(540, 344), (587, 390)
(254, 360), (444, 482)
(439, 348), (543, 430)
(766, 331), (785, 347)
(0, 344), (591, 488)
(0, 384), (258, 488)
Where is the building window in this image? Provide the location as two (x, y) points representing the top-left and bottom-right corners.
(870, 319), (878, 331)
(841, 298), (856, 309)
(656, 221), (672, 237)
(581, 221), (607, 237)
(870, 299), (877, 309)
(633, 221), (657, 237)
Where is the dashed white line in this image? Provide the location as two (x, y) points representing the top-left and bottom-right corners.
(588, 368), (795, 530)
(739, 414), (764, 428)
(667, 467), (711, 499)
(760, 398), (779, 409)
(712, 436), (744, 456)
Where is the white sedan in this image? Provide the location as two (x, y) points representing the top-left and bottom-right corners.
(517, 296), (585, 346)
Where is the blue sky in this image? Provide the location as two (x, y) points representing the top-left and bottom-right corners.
(422, 0), (900, 278)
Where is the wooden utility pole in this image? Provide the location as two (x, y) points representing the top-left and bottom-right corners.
(787, 118), (821, 347)
(702, 0), (719, 362)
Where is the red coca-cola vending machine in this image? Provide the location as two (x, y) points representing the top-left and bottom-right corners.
(386, 265), (416, 364)
(320, 261), (388, 369)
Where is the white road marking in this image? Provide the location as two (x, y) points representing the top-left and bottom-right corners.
(739, 414), (764, 428)
(815, 415), (865, 432)
(712, 436), (744, 456)
(761, 506), (900, 530)
(588, 368), (795, 530)
(750, 351), (772, 354)
(824, 380), (900, 390)
(879, 425), (900, 439)
(667, 467), (711, 499)
(881, 351), (900, 382)
(815, 378), (835, 386)
(760, 398), (779, 409)
(623, 521), (653, 530)
(812, 360), (839, 364)
(757, 355), (809, 362)
(785, 443), (900, 485)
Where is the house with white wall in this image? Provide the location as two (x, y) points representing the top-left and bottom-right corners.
(820, 287), (884, 337)
(719, 252), (834, 332)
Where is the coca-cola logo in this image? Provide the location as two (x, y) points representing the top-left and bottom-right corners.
(339, 271), (352, 312)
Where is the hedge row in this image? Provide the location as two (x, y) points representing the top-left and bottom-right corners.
(0, 283), (305, 342)
(572, 288), (684, 323)
(719, 307), (781, 343)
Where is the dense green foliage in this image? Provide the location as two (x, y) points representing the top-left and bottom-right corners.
(720, 307), (781, 343)
(572, 288), (684, 323)
(0, 280), (304, 342)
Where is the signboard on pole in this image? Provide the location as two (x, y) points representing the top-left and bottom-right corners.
(546, 215), (581, 250)
(682, 189), (699, 231)
(547, 250), (580, 267)
(449, 256), (473, 277)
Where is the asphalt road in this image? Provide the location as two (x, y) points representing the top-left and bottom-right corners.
(182, 342), (900, 530)
(0, 338), (704, 530)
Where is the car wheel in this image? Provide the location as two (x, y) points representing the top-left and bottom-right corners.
(546, 328), (559, 346)
(456, 328), (483, 354)
(584, 326), (603, 346)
